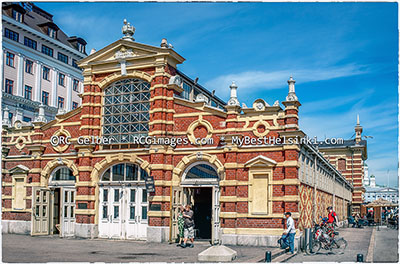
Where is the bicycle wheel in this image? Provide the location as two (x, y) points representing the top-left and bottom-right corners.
(305, 240), (321, 255)
(331, 238), (347, 255)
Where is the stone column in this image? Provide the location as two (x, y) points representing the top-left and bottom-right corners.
(66, 74), (72, 111)
(35, 61), (42, 102)
(51, 68), (58, 107)
(16, 53), (25, 97)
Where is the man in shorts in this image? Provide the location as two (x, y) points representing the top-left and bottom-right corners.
(182, 204), (195, 248)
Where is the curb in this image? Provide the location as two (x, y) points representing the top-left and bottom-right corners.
(366, 227), (376, 262)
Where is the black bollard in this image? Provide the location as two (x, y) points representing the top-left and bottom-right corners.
(357, 253), (364, 262)
(265, 251), (272, 262)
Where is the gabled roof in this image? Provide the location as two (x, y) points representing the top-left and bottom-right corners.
(78, 39), (185, 67)
(9, 165), (30, 174)
(245, 155), (277, 167)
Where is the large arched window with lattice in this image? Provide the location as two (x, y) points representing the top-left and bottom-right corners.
(103, 79), (150, 143)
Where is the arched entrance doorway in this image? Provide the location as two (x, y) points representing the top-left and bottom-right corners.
(32, 166), (76, 237)
(172, 162), (220, 243)
(98, 163), (149, 239)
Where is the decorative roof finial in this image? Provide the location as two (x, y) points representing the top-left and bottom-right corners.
(122, 19), (135, 41)
(2, 106), (11, 127)
(227, 81), (240, 106)
(355, 114), (363, 143)
(286, 75), (298, 101)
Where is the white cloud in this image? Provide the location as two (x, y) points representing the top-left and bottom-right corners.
(205, 63), (369, 99)
(300, 98), (398, 187)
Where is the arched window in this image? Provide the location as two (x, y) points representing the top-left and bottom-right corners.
(185, 163), (218, 179)
(100, 163), (148, 182)
(49, 167), (75, 185)
(102, 79), (150, 144)
(181, 162), (219, 186)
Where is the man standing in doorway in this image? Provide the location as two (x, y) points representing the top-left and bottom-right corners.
(181, 204), (195, 248)
(281, 212), (296, 254)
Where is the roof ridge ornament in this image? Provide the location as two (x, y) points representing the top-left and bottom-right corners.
(286, 75), (298, 102)
(122, 19), (135, 41)
(228, 81), (240, 106)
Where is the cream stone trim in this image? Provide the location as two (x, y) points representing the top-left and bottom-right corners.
(11, 174), (27, 210)
(151, 164), (174, 170)
(53, 122), (82, 127)
(220, 196), (248, 202)
(154, 180), (172, 186)
(81, 103), (103, 107)
(252, 120), (270, 137)
(152, 72), (172, 78)
(148, 120), (175, 125)
(81, 115), (102, 119)
(1, 208), (31, 213)
(2, 182), (13, 186)
(148, 211), (170, 217)
(248, 169), (273, 216)
(75, 209), (96, 215)
(283, 160), (299, 167)
(220, 212), (300, 219)
(149, 195), (171, 202)
(40, 158), (79, 187)
(222, 228), (300, 236)
(78, 166), (94, 172)
(271, 195), (299, 202)
(272, 179), (300, 185)
(97, 71), (153, 90)
(30, 166), (45, 172)
(151, 84), (168, 89)
(172, 152), (225, 184)
(76, 195), (96, 201)
(75, 181), (97, 187)
(81, 92), (103, 96)
(149, 96), (174, 102)
(220, 180), (248, 186)
(186, 118), (213, 145)
(51, 129), (72, 152)
(91, 153), (150, 183)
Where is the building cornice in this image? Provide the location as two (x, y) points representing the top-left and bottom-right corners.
(2, 93), (57, 113)
(3, 15), (86, 59)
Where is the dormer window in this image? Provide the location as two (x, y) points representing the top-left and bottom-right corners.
(48, 27), (56, 38)
(38, 22), (59, 39)
(67, 36), (87, 54)
(12, 9), (23, 22)
(77, 42), (85, 53)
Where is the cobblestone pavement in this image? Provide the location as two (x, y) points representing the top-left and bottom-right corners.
(373, 226), (399, 263)
(3, 226), (398, 263)
(1, 234), (270, 263)
(288, 226), (398, 263)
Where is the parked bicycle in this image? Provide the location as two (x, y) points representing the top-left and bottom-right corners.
(305, 217), (347, 255)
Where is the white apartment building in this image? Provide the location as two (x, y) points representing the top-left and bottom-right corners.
(2, 2), (86, 125)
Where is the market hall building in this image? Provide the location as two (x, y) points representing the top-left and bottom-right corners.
(2, 21), (358, 246)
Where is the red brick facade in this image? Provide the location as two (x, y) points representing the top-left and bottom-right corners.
(1, 36), (355, 242)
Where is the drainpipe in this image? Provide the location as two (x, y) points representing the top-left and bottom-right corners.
(313, 154), (317, 224)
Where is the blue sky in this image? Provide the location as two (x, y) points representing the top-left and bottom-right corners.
(37, 2), (398, 187)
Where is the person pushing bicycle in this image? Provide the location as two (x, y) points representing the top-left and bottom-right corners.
(326, 206), (338, 236)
